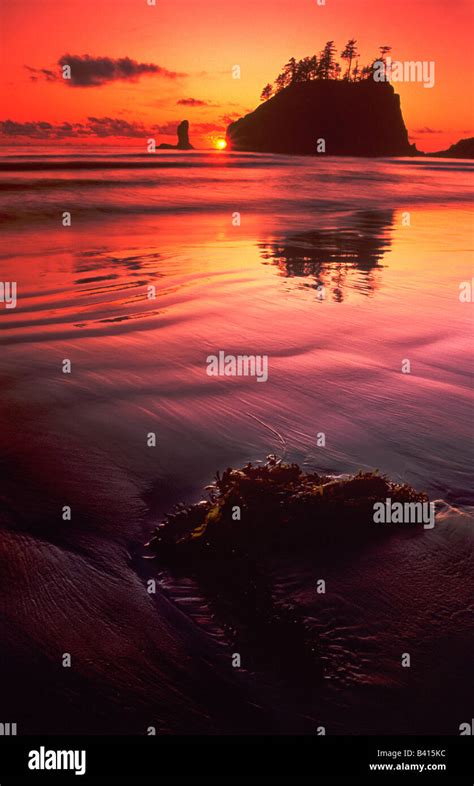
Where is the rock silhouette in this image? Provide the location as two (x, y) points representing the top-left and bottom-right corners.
(259, 210), (394, 301)
(227, 80), (415, 156)
(158, 120), (194, 150)
(431, 137), (474, 159)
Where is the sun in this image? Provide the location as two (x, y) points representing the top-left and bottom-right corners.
(215, 138), (227, 150)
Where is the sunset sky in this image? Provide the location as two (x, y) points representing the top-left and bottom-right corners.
(1, 0), (472, 152)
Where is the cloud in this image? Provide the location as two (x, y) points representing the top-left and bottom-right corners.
(177, 98), (220, 107)
(153, 120), (223, 135)
(0, 120), (57, 138)
(24, 66), (58, 82)
(413, 127), (443, 134)
(177, 98), (207, 107)
(60, 54), (187, 86)
(0, 117), (224, 141)
(186, 122), (223, 134)
(220, 113), (241, 125)
(0, 117), (149, 139)
(83, 117), (149, 136)
(25, 55), (187, 87)
(153, 121), (182, 135)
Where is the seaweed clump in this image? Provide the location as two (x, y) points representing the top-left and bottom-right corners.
(147, 455), (429, 560)
(145, 457), (429, 690)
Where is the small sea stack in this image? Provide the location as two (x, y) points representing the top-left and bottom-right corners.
(158, 120), (194, 150)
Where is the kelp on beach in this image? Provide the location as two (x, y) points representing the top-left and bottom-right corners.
(146, 455), (430, 559)
(145, 457), (430, 684)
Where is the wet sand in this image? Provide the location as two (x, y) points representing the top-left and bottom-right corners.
(1, 152), (472, 734)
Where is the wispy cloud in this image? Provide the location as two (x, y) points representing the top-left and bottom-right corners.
(190, 122), (226, 135)
(220, 113), (242, 125)
(24, 66), (58, 83)
(177, 98), (219, 107)
(153, 121), (182, 135)
(1, 118), (149, 138)
(413, 127), (443, 134)
(0, 117), (225, 140)
(25, 55), (187, 87)
(84, 117), (151, 136)
(154, 120), (224, 135)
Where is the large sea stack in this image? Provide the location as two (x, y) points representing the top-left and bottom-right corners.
(227, 80), (415, 156)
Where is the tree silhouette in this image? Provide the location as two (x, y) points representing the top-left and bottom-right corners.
(379, 45), (392, 61)
(307, 55), (319, 80)
(274, 70), (290, 92)
(317, 41), (337, 79)
(360, 64), (374, 79)
(260, 83), (273, 102)
(284, 58), (298, 83)
(295, 56), (318, 82)
(341, 39), (359, 81)
(261, 39), (392, 95)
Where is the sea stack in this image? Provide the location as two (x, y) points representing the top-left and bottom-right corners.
(158, 120), (194, 150)
(227, 80), (415, 156)
(177, 120), (193, 150)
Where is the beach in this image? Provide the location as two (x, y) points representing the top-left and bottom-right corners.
(0, 149), (473, 734)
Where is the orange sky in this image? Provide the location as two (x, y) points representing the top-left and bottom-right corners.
(1, 0), (473, 152)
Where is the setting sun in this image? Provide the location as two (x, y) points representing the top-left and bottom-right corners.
(215, 138), (227, 150)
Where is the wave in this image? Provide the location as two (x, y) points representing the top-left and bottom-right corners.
(0, 154), (291, 172)
(0, 194), (471, 227)
(1, 152), (473, 173)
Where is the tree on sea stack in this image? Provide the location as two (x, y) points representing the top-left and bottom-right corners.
(318, 40), (337, 79)
(341, 39), (360, 81)
(379, 45), (392, 61)
(285, 57), (299, 82)
(260, 83), (273, 102)
(259, 39), (394, 97)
